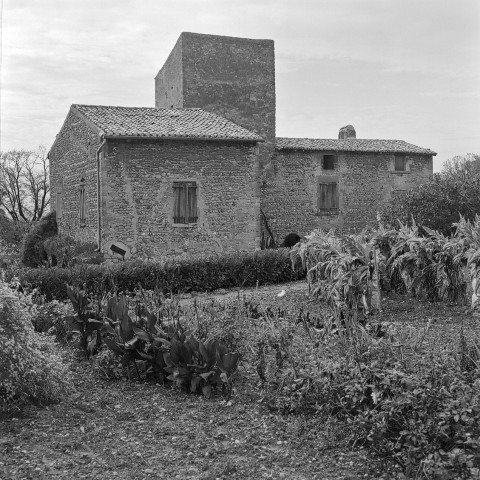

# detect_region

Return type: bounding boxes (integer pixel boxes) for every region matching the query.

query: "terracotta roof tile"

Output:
[275,137,436,155]
[72,105,263,142]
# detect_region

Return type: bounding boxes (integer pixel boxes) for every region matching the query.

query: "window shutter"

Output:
[173,184,185,224]
[328,183,339,209]
[173,181,198,224]
[318,181,338,211]
[318,184,326,210]
[186,183,197,223]
[334,183,339,209]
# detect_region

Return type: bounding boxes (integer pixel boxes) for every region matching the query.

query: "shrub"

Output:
[21,211,58,268]
[43,235,103,267]
[259,318,480,479]
[0,282,73,411]
[30,299,73,343]
[92,346,126,380]
[379,154,480,236]
[0,238,22,282]
[0,213,29,245]
[18,248,306,300]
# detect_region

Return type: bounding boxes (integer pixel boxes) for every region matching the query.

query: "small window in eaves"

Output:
[323,155,336,170]
[394,155,406,172]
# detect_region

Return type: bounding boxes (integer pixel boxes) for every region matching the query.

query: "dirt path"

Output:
[179,280,310,306]
[1,365,381,480]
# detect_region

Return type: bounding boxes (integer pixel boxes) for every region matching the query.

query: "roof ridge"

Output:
[276,136,408,142]
[275,137,436,155]
[74,104,203,111]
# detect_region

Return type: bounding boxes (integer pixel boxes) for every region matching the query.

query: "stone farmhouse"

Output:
[49,32,436,260]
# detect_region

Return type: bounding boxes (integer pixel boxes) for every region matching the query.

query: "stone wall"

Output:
[261,150,434,242]
[155,32,276,175]
[155,32,276,143]
[100,139,260,260]
[48,109,100,245]
[154,35,184,109]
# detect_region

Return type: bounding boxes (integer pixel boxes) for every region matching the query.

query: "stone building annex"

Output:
[49,32,436,260]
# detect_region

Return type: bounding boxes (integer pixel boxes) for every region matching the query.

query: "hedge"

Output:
[17,248,306,300]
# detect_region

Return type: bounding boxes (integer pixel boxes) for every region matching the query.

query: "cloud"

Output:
[1,0,479,167]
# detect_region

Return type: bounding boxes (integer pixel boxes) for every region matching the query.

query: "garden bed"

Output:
[1,281,479,479]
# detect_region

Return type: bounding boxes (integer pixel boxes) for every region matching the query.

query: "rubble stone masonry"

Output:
[155,32,276,178]
[261,150,433,241]
[100,139,260,260]
[49,110,101,245]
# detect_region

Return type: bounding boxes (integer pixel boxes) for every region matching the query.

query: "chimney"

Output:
[338,125,356,140]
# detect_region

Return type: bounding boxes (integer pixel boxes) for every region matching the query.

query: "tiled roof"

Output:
[276,137,436,155]
[72,105,263,142]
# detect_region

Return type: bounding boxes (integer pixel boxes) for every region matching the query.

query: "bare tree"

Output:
[0,147,50,222]
[442,153,480,181]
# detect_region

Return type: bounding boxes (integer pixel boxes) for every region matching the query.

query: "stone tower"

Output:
[155,32,276,150]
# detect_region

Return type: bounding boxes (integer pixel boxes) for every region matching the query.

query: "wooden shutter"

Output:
[186,183,197,223]
[173,183,185,224]
[318,181,338,211]
[173,181,198,224]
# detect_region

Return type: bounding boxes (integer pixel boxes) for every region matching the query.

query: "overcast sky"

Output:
[1,0,479,171]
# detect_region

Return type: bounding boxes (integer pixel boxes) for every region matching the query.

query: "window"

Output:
[323,155,336,170]
[394,155,406,172]
[56,178,63,220]
[318,177,339,212]
[79,178,86,226]
[56,192,63,219]
[173,181,198,225]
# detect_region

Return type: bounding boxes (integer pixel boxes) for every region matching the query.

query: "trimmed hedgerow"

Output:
[21,211,58,268]
[17,248,306,300]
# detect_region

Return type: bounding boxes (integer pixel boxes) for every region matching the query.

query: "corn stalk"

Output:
[385,220,467,303]
[291,230,381,331]
[451,215,480,313]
